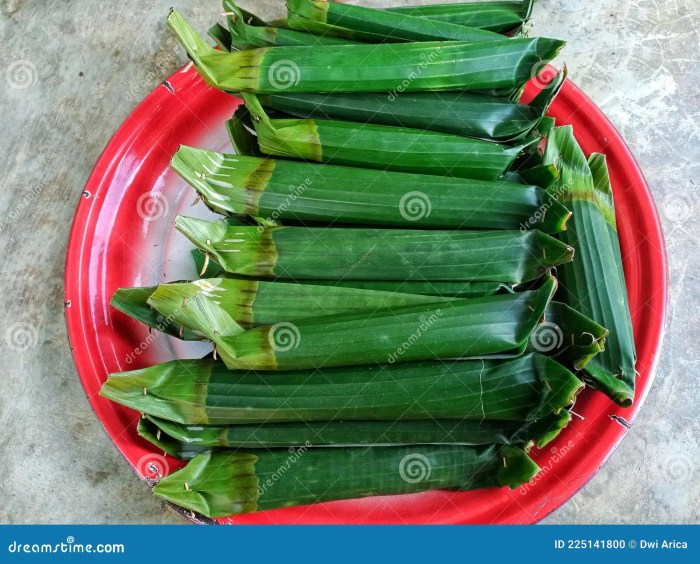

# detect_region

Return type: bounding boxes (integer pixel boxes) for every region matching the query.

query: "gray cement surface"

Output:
[0,0,697,524]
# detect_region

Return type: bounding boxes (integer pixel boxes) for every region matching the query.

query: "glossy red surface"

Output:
[64,65,668,524]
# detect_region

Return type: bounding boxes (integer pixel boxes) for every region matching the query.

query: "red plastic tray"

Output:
[64,64,668,524]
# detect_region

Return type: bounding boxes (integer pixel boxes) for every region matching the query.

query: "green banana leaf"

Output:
[224,0,357,49]
[145,276,601,367]
[153,445,540,517]
[528,301,608,369]
[241,93,535,181]
[168,9,565,94]
[208,23,232,51]
[226,105,262,157]
[386,0,534,33]
[100,352,582,425]
[171,145,570,232]
[175,217,574,283]
[138,411,572,456]
[254,70,565,142]
[543,126,636,407]
[286,0,503,43]
[110,287,201,341]
[191,249,510,297]
[203,278,558,370]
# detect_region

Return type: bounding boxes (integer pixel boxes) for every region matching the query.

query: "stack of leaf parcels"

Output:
[101,0,636,520]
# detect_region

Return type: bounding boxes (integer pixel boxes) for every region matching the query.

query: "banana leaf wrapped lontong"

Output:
[100,353,582,425]
[171,145,571,230]
[151,445,540,518]
[191,250,510,297]
[136,411,572,457]
[386,0,535,33]
[213,0,358,50]
[543,126,637,406]
[158,277,559,371]
[174,218,574,284]
[225,93,538,181]
[103,351,580,516]
[168,9,565,94]
[286,0,504,43]
[252,69,565,142]
[111,277,607,370]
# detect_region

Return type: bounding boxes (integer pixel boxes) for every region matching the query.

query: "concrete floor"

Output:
[0,0,698,524]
